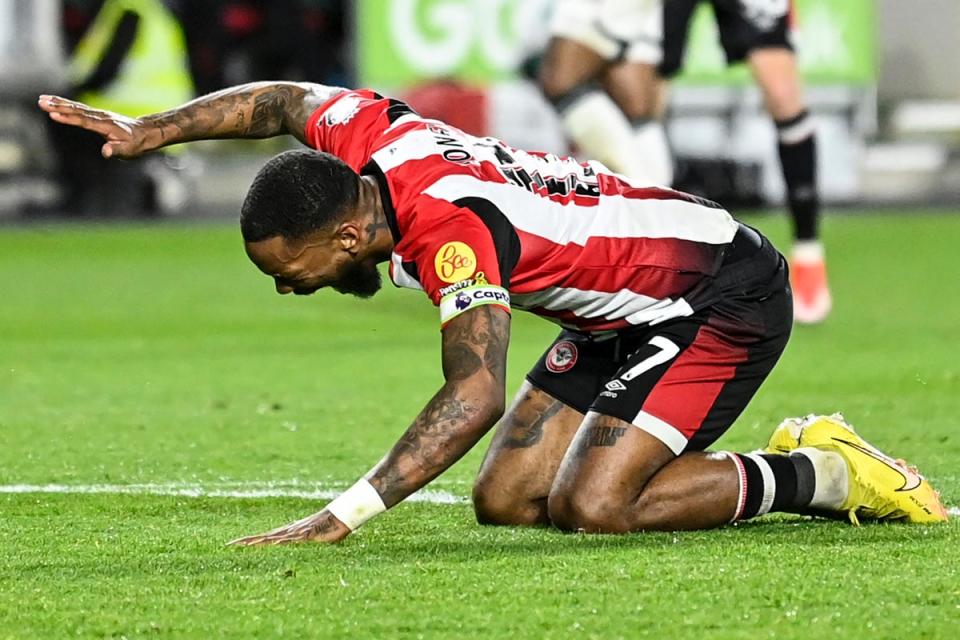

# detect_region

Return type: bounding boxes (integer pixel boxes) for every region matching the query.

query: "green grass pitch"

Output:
[1,211,959,638]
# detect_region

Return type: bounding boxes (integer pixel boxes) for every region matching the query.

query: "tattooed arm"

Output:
[229,306,511,545]
[367,305,510,507]
[37,82,344,158]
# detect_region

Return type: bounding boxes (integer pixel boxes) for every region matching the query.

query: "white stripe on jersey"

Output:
[372,128,445,173]
[385,112,422,133]
[512,287,694,326]
[424,175,738,246]
[390,252,423,291]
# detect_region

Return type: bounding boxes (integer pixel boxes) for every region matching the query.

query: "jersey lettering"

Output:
[428,124,474,163]
[479,141,601,199]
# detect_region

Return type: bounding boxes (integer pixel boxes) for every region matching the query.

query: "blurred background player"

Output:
[658,0,830,324]
[538,0,673,186]
[49,0,193,215]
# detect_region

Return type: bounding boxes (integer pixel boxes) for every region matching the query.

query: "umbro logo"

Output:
[605,380,627,392]
[834,438,922,492]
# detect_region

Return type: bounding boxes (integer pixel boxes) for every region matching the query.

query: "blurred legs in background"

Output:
[659,0,831,323]
[539,0,672,186]
[748,48,830,324]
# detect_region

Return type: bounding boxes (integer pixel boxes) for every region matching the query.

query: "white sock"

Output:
[560,91,658,183]
[632,119,674,186]
[792,447,849,510]
[791,240,825,263]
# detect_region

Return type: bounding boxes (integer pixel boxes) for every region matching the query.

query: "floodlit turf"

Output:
[1,212,959,639]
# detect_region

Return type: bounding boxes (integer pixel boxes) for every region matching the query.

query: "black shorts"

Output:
[659,0,795,78]
[526,233,792,455]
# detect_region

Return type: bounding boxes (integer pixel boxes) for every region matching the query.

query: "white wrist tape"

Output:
[325,478,386,531]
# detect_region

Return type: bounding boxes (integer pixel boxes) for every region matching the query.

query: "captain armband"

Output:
[438,273,511,325]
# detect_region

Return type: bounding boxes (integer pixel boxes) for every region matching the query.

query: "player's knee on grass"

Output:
[547,484,633,534]
[545,413,682,533]
[472,477,546,527]
[473,383,583,527]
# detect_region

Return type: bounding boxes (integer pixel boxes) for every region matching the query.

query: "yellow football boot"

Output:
[766,414,948,524]
[764,415,809,454]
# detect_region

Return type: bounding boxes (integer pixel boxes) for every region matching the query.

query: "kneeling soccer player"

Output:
[38,83,948,543]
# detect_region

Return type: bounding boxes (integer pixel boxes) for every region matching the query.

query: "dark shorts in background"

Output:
[659,0,795,78]
[526,233,792,455]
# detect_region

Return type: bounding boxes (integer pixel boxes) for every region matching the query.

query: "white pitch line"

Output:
[2,484,957,517]
[0,482,467,504]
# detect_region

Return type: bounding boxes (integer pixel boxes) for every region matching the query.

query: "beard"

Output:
[332,258,382,299]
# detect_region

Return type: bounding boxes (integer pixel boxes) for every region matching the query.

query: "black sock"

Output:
[546,82,601,115]
[629,115,654,129]
[731,453,817,520]
[775,110,820,242]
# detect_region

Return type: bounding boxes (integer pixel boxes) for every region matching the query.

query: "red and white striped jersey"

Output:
[305,90,739,334]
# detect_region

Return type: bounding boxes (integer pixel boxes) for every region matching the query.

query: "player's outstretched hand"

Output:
[228,509,351,546]
[38,95,153,159]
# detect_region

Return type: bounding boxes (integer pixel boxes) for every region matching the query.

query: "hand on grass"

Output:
[229,509,351,546]
[38,95,152,159]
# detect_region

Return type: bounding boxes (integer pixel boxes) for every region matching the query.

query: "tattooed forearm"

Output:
[369,306,510,507]
[371,387,481,506]
[139,82,344,150]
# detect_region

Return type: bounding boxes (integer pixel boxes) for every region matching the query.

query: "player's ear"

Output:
[335,222,361,254]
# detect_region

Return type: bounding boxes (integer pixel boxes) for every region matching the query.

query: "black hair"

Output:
[240,150,360,242]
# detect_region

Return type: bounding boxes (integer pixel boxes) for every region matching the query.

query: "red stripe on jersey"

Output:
[598,173,723,208]
[639,324,747,438]
[510,232,718,298]
[388,194,508,303]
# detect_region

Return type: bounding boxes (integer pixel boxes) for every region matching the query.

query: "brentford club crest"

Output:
[546,341,578,373]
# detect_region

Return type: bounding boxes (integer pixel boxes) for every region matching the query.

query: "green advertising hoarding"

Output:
[356,0,876,88]
[356,0,532,86]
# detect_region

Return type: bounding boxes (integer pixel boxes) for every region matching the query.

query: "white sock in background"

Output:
[560,90,661,184]
[791,239,825,263]
[631,118,674,187]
